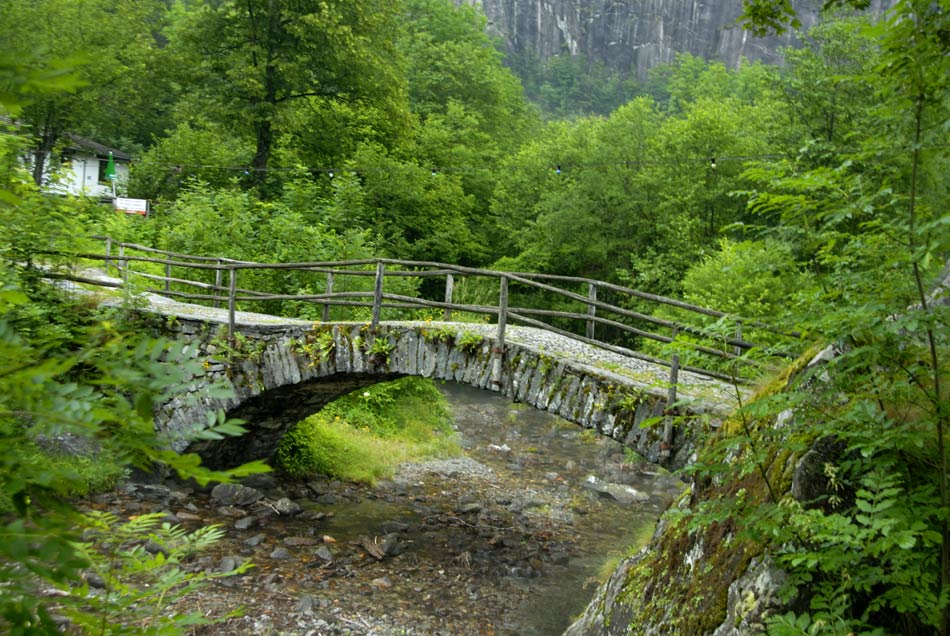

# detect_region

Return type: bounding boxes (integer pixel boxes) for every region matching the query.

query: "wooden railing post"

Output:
[228,267,237,340]
[104,237,113,274]
[164,255,172,292]
[371,262,384,329]
[118,244,129,286]
[323,271,334,323]
[213,259,223,309]
[491,275,509,390]
[662,325,680,455]
[586,282,597,340]
[662,353,680,454]
[733,321,743,357]
[443,273,454,321]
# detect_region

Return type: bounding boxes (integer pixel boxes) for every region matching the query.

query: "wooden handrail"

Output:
[86,236,800,336]
[51,237,807,383]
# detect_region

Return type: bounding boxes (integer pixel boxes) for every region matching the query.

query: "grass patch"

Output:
[275,377,461,484]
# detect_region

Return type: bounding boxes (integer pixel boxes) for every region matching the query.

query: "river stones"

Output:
[272,497,302,515]
[582,475,650,505]
[211,483,264,506]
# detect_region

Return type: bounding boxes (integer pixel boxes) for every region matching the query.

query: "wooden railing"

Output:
[51,237,804,386]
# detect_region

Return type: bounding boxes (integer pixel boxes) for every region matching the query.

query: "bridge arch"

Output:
[158,318,734,471]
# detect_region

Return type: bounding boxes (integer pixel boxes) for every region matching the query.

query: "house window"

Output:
[98,158,114,184]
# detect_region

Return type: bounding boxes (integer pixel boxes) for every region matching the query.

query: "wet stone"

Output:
[142,539,169,557]
[211,483,264,507]
[550,550,571,565]
[244,533,266,547]
[84,572,106,589]
[284,536,319,546]
[240,473,279,492]
[269,547,291,560]
[272,497,302,516]
[379,533,403,556]
[218,556,242,573]
[234,516,256,531]
[381,520,410,534]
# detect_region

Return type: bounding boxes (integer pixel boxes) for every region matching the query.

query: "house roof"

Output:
[64,134,132,161]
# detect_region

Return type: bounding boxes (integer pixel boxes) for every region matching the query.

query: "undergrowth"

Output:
[275,377,461,483]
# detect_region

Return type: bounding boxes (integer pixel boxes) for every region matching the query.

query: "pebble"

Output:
[370,577,393,589]
[218,556,243,573]
[244,533,266,547]
[269,547,291,560]
[457,502,482,514]
[284,536,320,546]
[296,595,315,614]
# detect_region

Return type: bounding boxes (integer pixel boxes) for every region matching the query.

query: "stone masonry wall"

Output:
[155,320,720,470]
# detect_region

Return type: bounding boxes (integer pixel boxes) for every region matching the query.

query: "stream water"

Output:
[100,382,684,636]
[435,383,681,635]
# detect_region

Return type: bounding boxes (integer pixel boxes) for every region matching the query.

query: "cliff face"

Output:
[459,0,891,78]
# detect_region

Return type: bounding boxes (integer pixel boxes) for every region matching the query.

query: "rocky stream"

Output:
[85,383,684,636]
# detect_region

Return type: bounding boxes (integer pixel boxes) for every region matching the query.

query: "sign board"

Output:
[114,197,149,216]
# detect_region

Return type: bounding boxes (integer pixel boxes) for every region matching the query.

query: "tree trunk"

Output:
[251,117,272,179]
[31,128,58,187]
[250,54,278,188]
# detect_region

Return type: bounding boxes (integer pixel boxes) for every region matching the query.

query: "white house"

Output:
[44,134,131,199]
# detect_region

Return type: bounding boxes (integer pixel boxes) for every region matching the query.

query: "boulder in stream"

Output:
[211,483,264,507]
[582,475,650,506]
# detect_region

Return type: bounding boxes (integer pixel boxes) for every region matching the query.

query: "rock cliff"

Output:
[459,0,892,78]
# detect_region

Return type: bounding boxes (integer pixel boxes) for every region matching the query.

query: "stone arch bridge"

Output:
[63,242,783,472]
[152,306,739,472]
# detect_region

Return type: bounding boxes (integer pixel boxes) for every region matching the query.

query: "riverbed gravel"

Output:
[78,386,683,636]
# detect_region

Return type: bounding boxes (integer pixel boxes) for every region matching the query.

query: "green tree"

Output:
[490,81,780,295]
[129,122,253,202]
[398,0,538,260]
[169,0,409,192]
[679,238,812,321]
[685,3,950,635]
[1,77,264,630]
[0,0,167,185]
[536,54,639,118]
[343,143,480,264]
[775,18,881,157]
